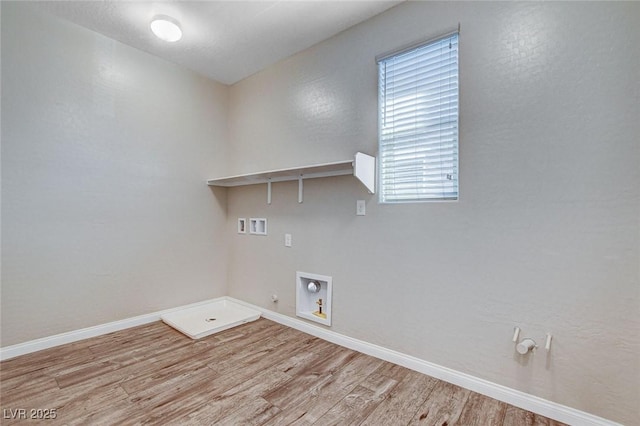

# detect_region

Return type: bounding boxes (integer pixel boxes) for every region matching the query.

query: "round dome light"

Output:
[150,15,182,42]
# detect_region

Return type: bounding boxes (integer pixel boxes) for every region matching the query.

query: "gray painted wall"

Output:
[226,2,639,424]
[1,3,230,346]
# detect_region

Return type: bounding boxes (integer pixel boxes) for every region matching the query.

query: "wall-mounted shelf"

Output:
[207,152,375,204]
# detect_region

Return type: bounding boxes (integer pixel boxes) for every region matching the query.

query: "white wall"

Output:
[1,3,229,346]
[226,2,640,424]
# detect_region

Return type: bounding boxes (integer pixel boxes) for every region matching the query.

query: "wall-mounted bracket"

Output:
[545,333,553,351]
[298,175,303,204]
[512,327,521,343]
[354,152,375,194]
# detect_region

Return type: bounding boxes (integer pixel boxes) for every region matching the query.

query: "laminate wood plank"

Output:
[263,352,384,426]
[267,336,336,379]
[503,405,567,426]
[210,341,291,377]
[0,380,74,417]
[87,322,178,355]
[44,338,214,403]
[88,326,190,362]
[206,330,297,375]
[160,319,282,364]
[314,372,398,426]
[191,320,286,362]
[202,335,327,401]
[54,336,183,388]
[373,360,413,382]
[0,345,95,381]
[263,345,358,409]
[0,379,131,425]
[45,383,130,425]
[503,405,543,425]
[208,318,284,346]
[125,330,306,423]
[181,368,292,425]
[0,321,210,374]
[0,373,59,407]
[127,362,217,408]
[120,355,212,396]
[457,391,507,426]
[408,381,471,425]
[272,337,336,377]
[0,368,58,394]
[193,338,334,426]
[84,321,169,347]
[39,322,181,385]
[57,320,282,390]
[65,395,141,426]
[84,317,269,359]
[0,319,566,425]
[54,323,222,396]
[271,325,310,341]
[360,369,438,426]
[140,327,284,393]
[296,352,384,412]
[361,372,401,394]
[52,359,128,390]
[117,323,281,395]
[139,367,289,424]
[88,333,189,365]
[215,397,281,426]
[273,345,325,376]
[125,374,221,424]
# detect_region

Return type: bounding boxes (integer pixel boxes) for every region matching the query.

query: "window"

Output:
[378,32,459,203]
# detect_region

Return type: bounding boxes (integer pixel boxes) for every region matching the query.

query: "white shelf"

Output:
[207,152,375,202]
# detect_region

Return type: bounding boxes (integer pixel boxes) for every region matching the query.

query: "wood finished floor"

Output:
[0,319,565,425]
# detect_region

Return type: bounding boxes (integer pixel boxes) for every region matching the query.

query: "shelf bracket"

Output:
[267,179,272,205]
[298,175,303,204]
[354,152,375,194]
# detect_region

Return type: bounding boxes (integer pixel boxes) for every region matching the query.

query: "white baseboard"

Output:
[227,297,620,426]
[0,297,225,361]
[1,296,620,426]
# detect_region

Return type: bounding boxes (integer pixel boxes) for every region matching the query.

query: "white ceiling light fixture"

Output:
[150,15,182,42]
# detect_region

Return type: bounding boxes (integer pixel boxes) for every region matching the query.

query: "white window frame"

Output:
[377,32,459,203]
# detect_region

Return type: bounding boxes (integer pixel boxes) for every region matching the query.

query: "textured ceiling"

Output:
[34,1,401,85]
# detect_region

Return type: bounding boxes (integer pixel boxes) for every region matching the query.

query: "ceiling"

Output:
[34,1,402,85]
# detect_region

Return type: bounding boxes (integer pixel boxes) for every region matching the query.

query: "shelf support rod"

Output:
[267,179,272,205]
[298,175,303,204]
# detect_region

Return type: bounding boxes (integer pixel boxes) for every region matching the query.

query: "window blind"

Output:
[378,33,459,203]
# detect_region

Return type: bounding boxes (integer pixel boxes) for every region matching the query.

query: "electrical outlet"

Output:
[284,233,292,247]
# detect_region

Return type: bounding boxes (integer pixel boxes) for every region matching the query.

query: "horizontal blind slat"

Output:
[379,32,459,203]
[384,40,458,74]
